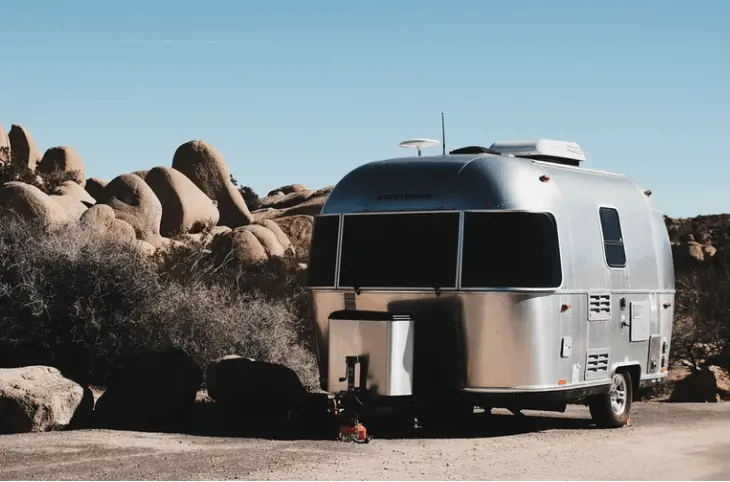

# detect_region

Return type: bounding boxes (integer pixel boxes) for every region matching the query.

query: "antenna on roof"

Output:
[441,112,446,155]
[398,138,440,156]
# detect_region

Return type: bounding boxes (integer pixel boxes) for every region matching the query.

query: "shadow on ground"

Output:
[87,399,599,442]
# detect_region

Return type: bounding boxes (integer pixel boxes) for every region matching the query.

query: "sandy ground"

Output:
[1,402,730,480]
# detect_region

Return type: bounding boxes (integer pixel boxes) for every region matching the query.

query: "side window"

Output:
[599,207,626,268]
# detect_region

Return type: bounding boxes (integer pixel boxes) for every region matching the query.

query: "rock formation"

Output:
[7,124,42,172]
[84,177,108,202]
[171,140,254,228]
[97,174,164,247]
[0,366,93,433]
[144,166,219,238]
[0,181,69,227]
[37,146,86,186]
[0,124,10,164]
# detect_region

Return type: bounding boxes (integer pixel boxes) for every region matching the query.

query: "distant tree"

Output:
[239,185,263,211]
[229,174,239,187]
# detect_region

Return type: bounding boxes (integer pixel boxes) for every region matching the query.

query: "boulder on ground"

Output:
[54,180,96,206]
[7,124,42,172]
[669,364,730,403]
[130,169,149,179]
[80,204,137,244]
[94,348,202,430]
[205,355,308,416]
[0,366,94,434]
[84,177,108,202]
[238,224,286,258]
[171,140,254,228]
[0,181,69,227]
[271,215,314,257]
[212,228,268,265]
[97,174,164,247]
[50,194,87,220]
[37,146,86,186]
[145,166,220,237]
[0,124,10,164]
[255,219,293,253]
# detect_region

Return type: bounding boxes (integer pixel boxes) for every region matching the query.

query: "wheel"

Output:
[589,371,633,428]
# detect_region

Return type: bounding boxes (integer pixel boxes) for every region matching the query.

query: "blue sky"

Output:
[1,0,728,217]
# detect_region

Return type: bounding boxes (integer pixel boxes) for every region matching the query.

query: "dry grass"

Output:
[0,217,319,390]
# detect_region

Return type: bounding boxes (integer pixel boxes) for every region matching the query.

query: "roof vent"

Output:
[488,139,586,167]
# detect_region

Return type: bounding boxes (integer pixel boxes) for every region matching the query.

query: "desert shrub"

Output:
[154,239,315,355]
[671,257,730,370]
[0,218,318,389]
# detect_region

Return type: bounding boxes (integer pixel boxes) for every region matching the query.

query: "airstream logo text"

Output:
[376,193,433,201]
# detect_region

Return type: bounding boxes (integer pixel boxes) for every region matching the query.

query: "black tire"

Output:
[589,371,633,428]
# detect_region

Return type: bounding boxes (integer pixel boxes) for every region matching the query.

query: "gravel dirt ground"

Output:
[1,402,729,481]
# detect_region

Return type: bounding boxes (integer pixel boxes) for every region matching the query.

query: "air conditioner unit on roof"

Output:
[489,139,586,166]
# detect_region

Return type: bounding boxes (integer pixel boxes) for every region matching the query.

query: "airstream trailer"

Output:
[306,138,674,430]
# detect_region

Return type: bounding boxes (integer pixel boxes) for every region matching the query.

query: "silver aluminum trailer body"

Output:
[306,149,675,427]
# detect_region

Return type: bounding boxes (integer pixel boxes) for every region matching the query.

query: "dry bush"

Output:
[0,218,318,389]
[671,257,730,370]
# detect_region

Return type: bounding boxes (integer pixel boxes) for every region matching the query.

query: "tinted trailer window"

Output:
[307,215,340,287]
[461,211,562,289]
[338,212,460,289]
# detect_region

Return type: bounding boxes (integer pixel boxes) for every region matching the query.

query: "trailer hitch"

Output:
[334,355,373,443]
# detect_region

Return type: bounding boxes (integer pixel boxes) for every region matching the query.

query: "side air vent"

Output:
[588,293,611,321]
[585,350,610,380]
[343,292,356,310]
[391,314,412,322]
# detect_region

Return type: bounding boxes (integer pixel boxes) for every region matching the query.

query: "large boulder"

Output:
[0,366,94,434]
[37,146,86,186]
[54,180,96,206]
[145,166,220,237]
[79,204,137,244]
[0,181,69,227]
[238,224,286,258]
[84,177,108,202]
[271,215,314,258]
[171,140,254,228]
[97,174,164,247]
[669,364,730,403]
[50,194,87,220]
[94,349,203,430]
[205,355,309,416]
[0,124,10,164]
[7,124,42,172]
[212,228,268,264]
[255,219,293,254]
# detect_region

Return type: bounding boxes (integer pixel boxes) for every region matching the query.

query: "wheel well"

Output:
[615,364,641,397]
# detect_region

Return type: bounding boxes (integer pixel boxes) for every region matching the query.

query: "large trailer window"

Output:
[599,207,626,268]
[307,215,340,287]
[338,212,460,289]
[461,212,562,288]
